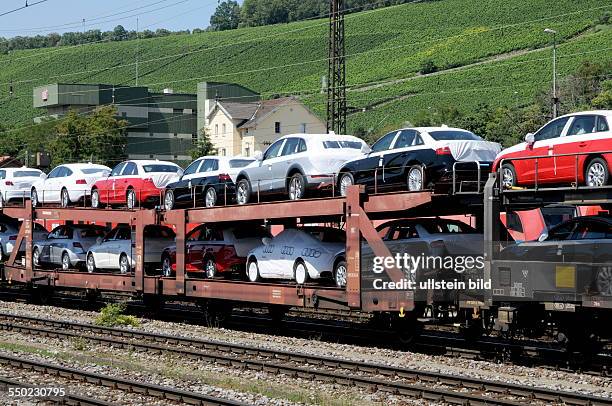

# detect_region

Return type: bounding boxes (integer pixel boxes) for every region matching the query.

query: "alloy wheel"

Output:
[86,254,96,273]
[33,248,40,267]
[119,254,129,274]
[335,262,347,288]
[502,167,515,188]
[408,167,423,191]
[205,258,217,278]
[247,260,260,282]
[205,188,217,207]
[91,190,99,208]
[162,257,172,277]
[61,253,70,270]
[61,189,69,208]
[237,181,249,205]
[339,174,353,197]
[127,190,136,209]
[164,190,174,211]
[31,189,38,208]
[587,162,606,187]
[288,175,303,200]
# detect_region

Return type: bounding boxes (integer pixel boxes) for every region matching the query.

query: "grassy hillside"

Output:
[0,0,610,140]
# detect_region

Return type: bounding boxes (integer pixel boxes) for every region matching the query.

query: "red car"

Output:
[161,224,271,278]
[91,160,183,209]
[494,111,612,188]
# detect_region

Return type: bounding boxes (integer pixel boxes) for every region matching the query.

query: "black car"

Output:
[336,127,501,195]
[163,156,254,210]
[498,216,612,296]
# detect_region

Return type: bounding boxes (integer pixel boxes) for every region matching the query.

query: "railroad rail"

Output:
[1,313,610,406]
[0,352,245,406]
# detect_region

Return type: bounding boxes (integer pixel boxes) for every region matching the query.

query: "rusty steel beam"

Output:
[164,209,186,295]
[30,208,157,224]
[345,186,361,309]
[185,197,345,224]
[363,191,432,214]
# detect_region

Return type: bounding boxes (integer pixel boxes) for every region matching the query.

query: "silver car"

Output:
[33,224,108,270]
[235,133,369,204]
[0,217,48,260]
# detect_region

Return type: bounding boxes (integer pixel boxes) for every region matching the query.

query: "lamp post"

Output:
[544,28,558,118]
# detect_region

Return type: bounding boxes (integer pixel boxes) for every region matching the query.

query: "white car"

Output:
[86,225,175,273]
[246,226,347,287]
[235,133,369,204]
[0,167,46,207]
[31,163,111,208]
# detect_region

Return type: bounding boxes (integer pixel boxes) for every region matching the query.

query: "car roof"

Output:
[277,133,365,143]
[3,167,42,172]
[561,215,612,225]
[557,110,612,119]
[125,159,179,167]
[59,163,111,170]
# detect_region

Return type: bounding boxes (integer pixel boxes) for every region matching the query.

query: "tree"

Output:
[210,1,241,31]
[112,25,127,41]
[189,128,216,159]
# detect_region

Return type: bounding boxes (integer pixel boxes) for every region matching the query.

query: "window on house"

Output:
[245,147,250,157]
[215,124,219,135]
[192,133,198,145]
[275,122,281,134]
[220,148,226,156]
[300,123,306,133]
[173,108,183,114]
[121,112,127,118]
[222,123,226,135]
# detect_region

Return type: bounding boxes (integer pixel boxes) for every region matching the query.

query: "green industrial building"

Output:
[33,83,197,165]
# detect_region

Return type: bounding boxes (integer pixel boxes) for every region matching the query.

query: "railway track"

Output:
[0,352,244,405]
[0,313,610,406]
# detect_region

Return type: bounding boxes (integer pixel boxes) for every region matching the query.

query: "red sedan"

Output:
[161,224,271,278]
[494,111,612,188]
[91,160,183,209]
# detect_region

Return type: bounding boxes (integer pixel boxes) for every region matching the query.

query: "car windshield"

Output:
[323,141,363,149]
[79,227,106,238]
[144,226,175,238]
[420,220,478,234]
[81,168,109,175]
[428,130,482,141]
[14,171,41,177]
[229,159,254,168]
[143,165,179,173]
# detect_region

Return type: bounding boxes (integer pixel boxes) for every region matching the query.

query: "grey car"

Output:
[0,216,48,260]
[33,224,108,270]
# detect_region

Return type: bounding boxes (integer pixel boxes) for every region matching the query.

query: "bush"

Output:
[419,59,438,75]
[94,303,140,327]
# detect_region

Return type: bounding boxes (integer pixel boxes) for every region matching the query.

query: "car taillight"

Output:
[218,173,231,182]
[75,179,87,184]
[5,181,13,186]
[435,146,452,155]
[9,235,17,241]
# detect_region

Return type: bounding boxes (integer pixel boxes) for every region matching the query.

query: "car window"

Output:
[82,168,109,175]
[229,159,254,168]
[394,130,422,149]
[115,227,132,240]
[567,115,596,136]
[47,167,61,179]
[122,162,138,176]
[199,159,218,173]
[197,226,222,241]
[111,163,126,177]
[571,220,612,240]
[63,167,73,177]
[298,138,307,152]
[187,226,203,241]
[183,159,202,176]
[143,164,180,173]
[428,130,481,141]
[596,116,609,132]
[34,223,47,232]
[505,212,524,233]
[420,220,478,234]
[0,171,5,180]
[14,170,42,177]
[55,167,67,178]
[48,227,63,239]
[263,140,285,160]
[534,117,570,141]
[386,224,419,240]
[144,226,175,239]
[78,227,106,238]
[103,228,117,241]
[546,221,576,241]
[540,206,576,230]
[281,138,301,156]
[371,132,398,153]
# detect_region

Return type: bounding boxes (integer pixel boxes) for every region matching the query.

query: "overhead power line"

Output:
[0,0,50,18]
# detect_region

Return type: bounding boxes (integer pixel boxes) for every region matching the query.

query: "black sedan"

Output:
[497,215,612,297]
[336,127,501,195]
[163,156,254,210]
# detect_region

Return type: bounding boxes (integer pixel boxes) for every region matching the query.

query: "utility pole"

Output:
[544,28,558,118]
[326,0,347,134]
[136,17,140,86]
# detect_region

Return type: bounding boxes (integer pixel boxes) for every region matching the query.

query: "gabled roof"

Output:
[208,101,259,121]
[238,97,298,129]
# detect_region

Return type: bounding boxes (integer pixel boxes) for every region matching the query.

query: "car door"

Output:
[553,115,597,181]
[117,162,138,201]
[382,130,425,189]
[103,163,125,203]
[50,226,72,264]
[278,137,303,192]
[197,159,220,194]
[42,166,64,203]
[250,139,286,195]
[519,117,570,184]
[40,227,61,263]
[175,159,203,203]
[358,131,399,192]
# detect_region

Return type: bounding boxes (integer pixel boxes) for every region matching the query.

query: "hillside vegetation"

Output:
[0,0,610,144]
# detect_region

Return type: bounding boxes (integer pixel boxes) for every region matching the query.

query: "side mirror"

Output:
[254,151,263,161]
[538,232,548,242]
[524,133,535,145]
[262,237,272,246]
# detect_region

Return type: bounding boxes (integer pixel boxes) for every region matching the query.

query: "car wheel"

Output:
[61,252,71,271]
[0,192,4,208]
[0,245,4,261]
[164,189,175,211]
[60,188,70,208]
[126,189,136,209]
[205,187,217,208]
[119,253,130,274]
[596,266,612,296]
[338,173,354,197]
[33,247,40,267]
[162,256,172,277]
[501,164,517,188]
[585,158,609,187]
[407,166,424,192]
[334,259,347,288]
[294,261,309,284]
[247,259,260,282]
[205,257,217,278]
[91,189,100,208]
[236,179,251,205]
[288,173,306,201]
[31,188,39,208]
[86,253,96,273]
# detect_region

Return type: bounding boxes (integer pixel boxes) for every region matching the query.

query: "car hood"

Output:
[436,140,501,162]
[497,142,528,158]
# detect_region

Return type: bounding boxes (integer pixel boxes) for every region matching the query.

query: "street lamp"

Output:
[544,28,558,118]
